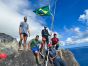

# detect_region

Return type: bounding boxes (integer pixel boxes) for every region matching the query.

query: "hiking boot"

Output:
[18,48,23,51]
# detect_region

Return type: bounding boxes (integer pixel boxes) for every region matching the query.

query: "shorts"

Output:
[21,33,28,37]
[31,47,39,54]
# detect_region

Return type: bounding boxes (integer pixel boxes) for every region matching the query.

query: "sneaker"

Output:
[18,48,23,51]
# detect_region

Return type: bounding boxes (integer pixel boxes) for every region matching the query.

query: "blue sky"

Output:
[28,0,88,45]
[28,0,88,31]
[54,0,88,31]
[0,0,88,45]
[36,0,88,31]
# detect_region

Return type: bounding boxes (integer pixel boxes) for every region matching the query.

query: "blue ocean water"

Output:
[70,46,88,66]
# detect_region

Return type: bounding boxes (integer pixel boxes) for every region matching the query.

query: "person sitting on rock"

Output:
[28,35,41,65]
[51,33,59,50]
[47,44,66,66]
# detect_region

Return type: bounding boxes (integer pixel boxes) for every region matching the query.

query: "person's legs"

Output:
[23,35,27,50]
[46,37,49,44]
[53,60,60,66]
[19,34,23,50]
[34,51,40,65]
[57,57,66,66]
[55,44,59,50]
[32,47,40,65]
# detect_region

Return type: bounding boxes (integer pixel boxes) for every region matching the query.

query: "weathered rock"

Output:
[0,33,15,43]
[57,49,80,66]
[0,33,18,55]
[0,51,37,66]
[0,33,80,66]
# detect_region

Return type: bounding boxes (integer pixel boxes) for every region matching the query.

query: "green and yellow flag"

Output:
[33,6,51,16]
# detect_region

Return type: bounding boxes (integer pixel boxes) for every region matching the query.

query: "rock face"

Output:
[0,33,18,55]
[0,33,80,66]
[57,49,80,66]
[0,51,36,66]
[0,33,15,43]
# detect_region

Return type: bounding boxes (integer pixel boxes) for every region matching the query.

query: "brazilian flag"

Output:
[33,6,51,16]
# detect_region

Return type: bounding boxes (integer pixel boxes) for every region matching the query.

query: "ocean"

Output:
[70,46,88,66]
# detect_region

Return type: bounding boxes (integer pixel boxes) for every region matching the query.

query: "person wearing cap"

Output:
[41,26,50,44]
[19,16,30,50]
[28,35,41,65]
[51,33,59,50]
[47,44,66,66]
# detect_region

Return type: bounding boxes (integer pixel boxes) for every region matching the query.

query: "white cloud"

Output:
[79,9,88,25]
[0,0,46,39]
[65,37,74,44]
[65,37,88,45]
[73,27,80,33]
[63,27,88,45]
[57,9,88,46]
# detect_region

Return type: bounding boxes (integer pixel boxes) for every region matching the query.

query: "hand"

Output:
[50,58,53,62]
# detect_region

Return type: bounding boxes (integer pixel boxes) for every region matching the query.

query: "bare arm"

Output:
[19,22,23,34]
[28,41,31,50]
[19,27,22,34]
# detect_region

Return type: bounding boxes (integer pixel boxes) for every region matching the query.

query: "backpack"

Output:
[42,29,49,37]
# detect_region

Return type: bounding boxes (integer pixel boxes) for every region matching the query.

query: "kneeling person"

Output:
[28,35,41,65]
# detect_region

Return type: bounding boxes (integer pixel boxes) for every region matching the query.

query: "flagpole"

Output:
[44,0,58,66]
[49,0,58,36]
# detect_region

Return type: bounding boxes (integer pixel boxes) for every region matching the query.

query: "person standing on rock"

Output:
[28,35,41,66]
[19,16,30,50]
[41,26,50,44]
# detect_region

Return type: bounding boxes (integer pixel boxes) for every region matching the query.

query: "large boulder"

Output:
[57,49,80,66]
[0,33,18,55]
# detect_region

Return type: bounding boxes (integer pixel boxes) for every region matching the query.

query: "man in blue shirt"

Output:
[19,16,30,50]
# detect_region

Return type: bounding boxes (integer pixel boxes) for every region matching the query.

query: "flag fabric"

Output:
[33,6,51,16]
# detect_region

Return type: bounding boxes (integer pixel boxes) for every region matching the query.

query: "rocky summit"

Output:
[0,33,79,66]
[0,33,15,43]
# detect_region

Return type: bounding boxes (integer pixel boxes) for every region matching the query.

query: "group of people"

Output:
[18,16,66,66]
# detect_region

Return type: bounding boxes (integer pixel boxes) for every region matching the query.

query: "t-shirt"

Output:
[30,39,41,49]
[20,22,29,34]
[49,48,56,58]
[51,37,59,45]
